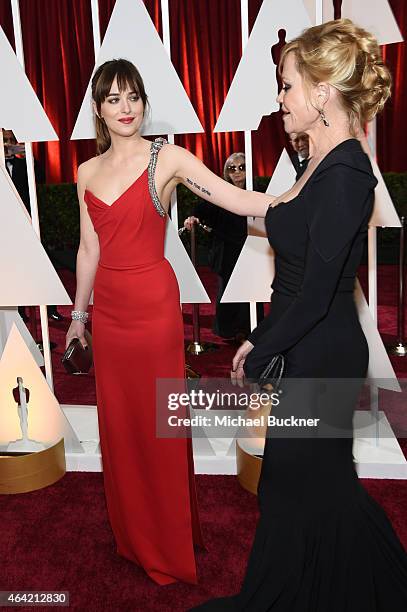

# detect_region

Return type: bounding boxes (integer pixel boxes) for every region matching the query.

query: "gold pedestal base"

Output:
[236,439,263,495]
[0,438,66,494]
[186,341,219,355]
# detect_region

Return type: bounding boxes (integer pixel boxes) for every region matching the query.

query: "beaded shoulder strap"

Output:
[148,137,167,217]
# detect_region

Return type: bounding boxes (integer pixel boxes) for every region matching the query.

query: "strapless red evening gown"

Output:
[84,138,203,585]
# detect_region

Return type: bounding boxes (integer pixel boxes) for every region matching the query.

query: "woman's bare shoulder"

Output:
[158,142,200,173]
[77,156,102,183]
[158,141,188,159]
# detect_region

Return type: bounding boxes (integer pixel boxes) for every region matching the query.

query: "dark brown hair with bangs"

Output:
[91,58,149,154]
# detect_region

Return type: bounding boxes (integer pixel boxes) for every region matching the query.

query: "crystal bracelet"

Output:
[71,310,89,324]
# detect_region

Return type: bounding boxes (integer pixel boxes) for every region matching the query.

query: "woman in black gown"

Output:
[192,18,407,611]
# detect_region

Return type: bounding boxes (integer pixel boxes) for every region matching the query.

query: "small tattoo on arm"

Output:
[186,177,211,197]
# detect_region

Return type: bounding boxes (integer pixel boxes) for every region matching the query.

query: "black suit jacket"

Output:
[289,153,309,181]
[6,156,45,212]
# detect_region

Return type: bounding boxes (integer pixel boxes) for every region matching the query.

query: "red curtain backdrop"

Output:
[377,0,407,172]
[0,0,14,46]
[170,0,244,173]
[0,0,405,183]
[19,0,96,183]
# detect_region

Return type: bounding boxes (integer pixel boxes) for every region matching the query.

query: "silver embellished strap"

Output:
[148,137,167,217]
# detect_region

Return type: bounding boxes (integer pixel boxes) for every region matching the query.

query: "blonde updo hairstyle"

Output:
[279,19,392,135]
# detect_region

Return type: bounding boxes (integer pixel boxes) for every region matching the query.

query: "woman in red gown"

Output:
[66,59,272,585]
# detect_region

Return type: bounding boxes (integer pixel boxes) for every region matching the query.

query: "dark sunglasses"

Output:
[227,163,245,173]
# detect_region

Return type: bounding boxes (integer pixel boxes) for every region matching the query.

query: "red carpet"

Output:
[0,473,406,612]
[1,264,406,611]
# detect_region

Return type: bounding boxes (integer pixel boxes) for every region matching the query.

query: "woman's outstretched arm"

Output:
[166,144,275,217]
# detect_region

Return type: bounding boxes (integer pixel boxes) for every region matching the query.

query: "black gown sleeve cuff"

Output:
[243,345,269,380]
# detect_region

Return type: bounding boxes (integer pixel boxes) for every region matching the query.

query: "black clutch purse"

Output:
[258,353,285,393]
[61,330,93,375]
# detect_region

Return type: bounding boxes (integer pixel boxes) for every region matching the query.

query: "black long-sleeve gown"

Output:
[192,139,407,611]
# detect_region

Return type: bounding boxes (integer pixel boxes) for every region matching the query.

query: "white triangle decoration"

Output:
[192,432,217,457]
[193,411,241,458]
[368,156,401,229]
[71,0,203,140]
[190,411,220,457]
[221,236,275,303]
[354,280,400,392]
[0,308,44,367]
[0,166,71,306]
[302,0,320,23]
[247,216,267,239]
[0,27,58,142]
[322,0,403,45]
[205,435,238,458]
[247,149,296,239]
[265,148,297,199]
[214,0,312,132]
[164,219,210,304]
[0,325,82,453]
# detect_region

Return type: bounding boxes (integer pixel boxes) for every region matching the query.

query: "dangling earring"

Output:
[319,108,329,127]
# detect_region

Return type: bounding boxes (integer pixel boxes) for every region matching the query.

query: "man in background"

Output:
[289,132,310,180]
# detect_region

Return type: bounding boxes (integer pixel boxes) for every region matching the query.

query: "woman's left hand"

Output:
[231,340,254,385]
